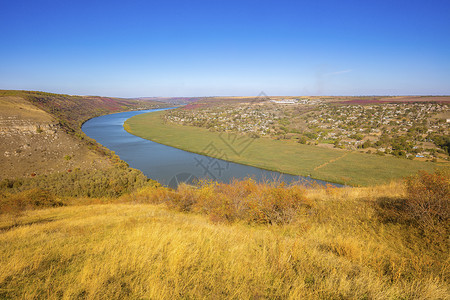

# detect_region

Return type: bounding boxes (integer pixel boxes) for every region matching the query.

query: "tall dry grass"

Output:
[1,171,449,299]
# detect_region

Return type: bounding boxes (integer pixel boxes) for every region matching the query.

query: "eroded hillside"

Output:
[0,90,170,180]
[0,96,110,179]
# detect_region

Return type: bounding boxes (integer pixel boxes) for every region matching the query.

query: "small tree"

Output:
[362,140,372,149]
[298,136,307,144]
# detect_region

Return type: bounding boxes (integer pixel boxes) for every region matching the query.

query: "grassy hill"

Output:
[124,110,443,186]
[1,171,448,299]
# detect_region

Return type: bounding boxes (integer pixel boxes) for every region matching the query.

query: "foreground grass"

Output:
[1,183,448,299]
[124,111,441,186]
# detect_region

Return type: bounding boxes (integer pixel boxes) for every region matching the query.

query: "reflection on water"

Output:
[82,109,341,188]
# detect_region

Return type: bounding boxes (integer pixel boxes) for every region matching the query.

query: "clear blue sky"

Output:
[1,0,449,97]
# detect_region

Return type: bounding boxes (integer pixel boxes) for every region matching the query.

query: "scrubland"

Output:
[1,171,448,299]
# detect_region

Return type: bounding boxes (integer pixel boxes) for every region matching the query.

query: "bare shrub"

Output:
[0,189,64,215]
[405,170,449,236]
[240,183,311,224]
[375,170,449,244]
[174,179,313,224]
[375,197,412,225]
[167,183,198,212]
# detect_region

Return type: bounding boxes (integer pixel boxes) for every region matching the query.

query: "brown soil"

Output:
[0,96,110,179]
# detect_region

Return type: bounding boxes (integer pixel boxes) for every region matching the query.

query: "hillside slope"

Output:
[0,95,110,179]
[0,90,168,180]
[0,179,448,299]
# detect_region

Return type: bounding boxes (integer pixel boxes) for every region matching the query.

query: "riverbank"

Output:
[124,110,441,186]
[83,109,333,187]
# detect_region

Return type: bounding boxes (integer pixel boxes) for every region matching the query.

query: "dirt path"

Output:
[313,152,351,171]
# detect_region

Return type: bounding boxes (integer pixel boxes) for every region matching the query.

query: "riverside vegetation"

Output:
[0,170,448,299]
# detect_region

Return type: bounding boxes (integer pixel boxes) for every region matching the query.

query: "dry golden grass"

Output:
[1,179,449,299]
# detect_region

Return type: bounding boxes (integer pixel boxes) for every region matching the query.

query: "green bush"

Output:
[0,167,152,198]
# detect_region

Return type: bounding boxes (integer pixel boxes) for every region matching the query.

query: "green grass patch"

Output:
[124,111,444,186]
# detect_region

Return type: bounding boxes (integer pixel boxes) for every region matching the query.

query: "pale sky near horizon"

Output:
[1,0,449,97]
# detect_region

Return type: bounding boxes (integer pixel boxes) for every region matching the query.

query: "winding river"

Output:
[82,108,340,188]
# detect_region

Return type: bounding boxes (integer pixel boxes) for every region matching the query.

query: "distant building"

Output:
[270,99,298,104]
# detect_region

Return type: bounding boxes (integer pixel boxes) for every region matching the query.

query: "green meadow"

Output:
[124,111,442,186]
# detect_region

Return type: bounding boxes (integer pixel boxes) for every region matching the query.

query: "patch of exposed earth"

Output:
[0,96,110,179]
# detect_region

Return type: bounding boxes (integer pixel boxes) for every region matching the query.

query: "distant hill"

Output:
[0,90,169,130]
[132,97,200,105]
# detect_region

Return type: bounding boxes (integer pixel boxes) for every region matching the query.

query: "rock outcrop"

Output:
[0,96,110,179]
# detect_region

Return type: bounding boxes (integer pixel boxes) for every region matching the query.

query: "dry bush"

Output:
[0,189,64,215]
[194,180,235,222]
[167,179,313,224]
[375,170,449,242]
[405,170,449,237]
[239,182,311,224]
[127,185,171,205]
[131,179,312,224]
[375,197,412,225]
[166,184,198,212]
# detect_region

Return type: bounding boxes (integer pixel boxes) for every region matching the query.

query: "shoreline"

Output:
[123,110,443,187]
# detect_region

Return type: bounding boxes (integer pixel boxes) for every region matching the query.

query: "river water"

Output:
[82,108,339,188]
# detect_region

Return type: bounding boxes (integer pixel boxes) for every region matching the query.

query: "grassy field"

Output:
[1,179,448,299]
[124,111,443,186]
